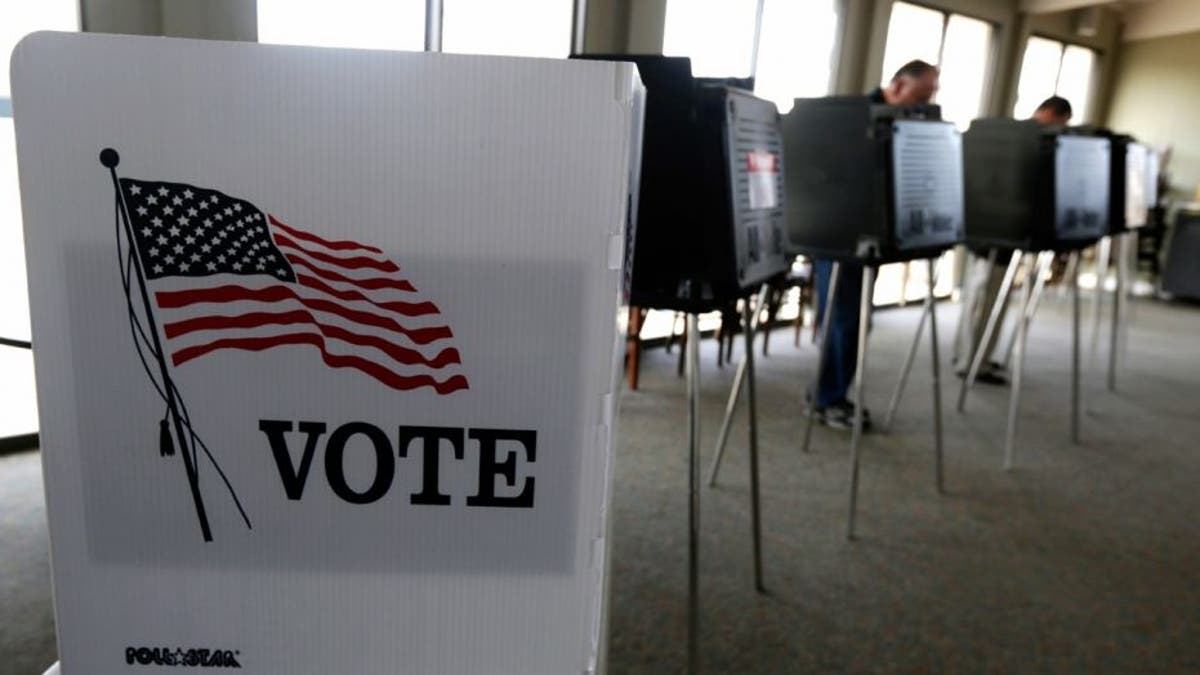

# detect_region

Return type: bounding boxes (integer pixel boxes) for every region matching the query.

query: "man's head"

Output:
[1032,96,1073,126]
[883,60,939,106]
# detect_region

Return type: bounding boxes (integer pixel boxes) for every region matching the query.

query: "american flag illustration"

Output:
[117,178,469,395]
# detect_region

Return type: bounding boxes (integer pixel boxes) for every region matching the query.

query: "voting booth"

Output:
[13,32,641,675]
[575,55,791,313]
[781,97,964,263]
[963,118,1111,252]
[779,96,964,538]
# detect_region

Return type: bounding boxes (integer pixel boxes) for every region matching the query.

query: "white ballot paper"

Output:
[12,31,642,674]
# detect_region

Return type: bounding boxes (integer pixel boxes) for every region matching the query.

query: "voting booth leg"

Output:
[1003,253,1037,470]
[1071,251,1082,444]
[1089,236,1112,363]
[1000,252,1052,370]
[1108,233,1129,392]
[801,262,841,454]
[1058,249,1079,299]
[685,313,701,675]
[927,258,945,494]
[708,284,771,486]
[882,256,943,432]
[958,250,1022,412]
[741,294,766,593]
[846,265,876,540]
[882,281,931,432]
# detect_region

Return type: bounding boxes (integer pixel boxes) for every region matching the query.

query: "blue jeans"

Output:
[813,259,866,409]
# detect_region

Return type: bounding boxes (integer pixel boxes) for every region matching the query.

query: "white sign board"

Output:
[891,119,965,250]
[13,32,641,674]
[1054,135,1111,240]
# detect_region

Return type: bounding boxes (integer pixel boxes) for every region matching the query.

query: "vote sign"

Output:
[13,32,641,674]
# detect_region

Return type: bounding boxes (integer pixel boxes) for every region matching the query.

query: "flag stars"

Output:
[276,269,288,277]
[199,200,209,210]
[152,264,163,274]
[187,208,197,217]
[203,218,212,227]
[217,254,227,263]
[232,263,243,271]
[128,185,142,195]
[173,244,185,255]
[141,227,153,237]
[146,195,158,205]
[136,206,149,216]
[163,206,174,216]
[224,207,234,216]
[151,217,163,227]
[157,235,168,246]
[178,216,190,226]
[179,262,190,272]
[206,262,217,272]
[201,244,211,253]
[148,247,159,257]
[233,203,243,212]
[164,255,176,265]
[168,226,181,237]
[183,189,194,200]
[184,235,196,245]
[172,195,183,206]
[214,213,223,221]
[190,253,201,263]
[157,187,169,197]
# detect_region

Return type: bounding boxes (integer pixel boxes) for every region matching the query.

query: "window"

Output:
[1013,36,1096,123]
[663,0,839,111]
[442,0,572,58]
[257,0,425,51]
[2,0,76,441]
[879,2,994,131]
[662,0,759,78]
[752,0,839,113]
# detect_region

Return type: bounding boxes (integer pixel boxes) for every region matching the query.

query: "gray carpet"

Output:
[4,296,1199,674]
[0,449,56,675]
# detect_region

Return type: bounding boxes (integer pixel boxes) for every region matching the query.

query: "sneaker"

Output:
[818,400,872,432]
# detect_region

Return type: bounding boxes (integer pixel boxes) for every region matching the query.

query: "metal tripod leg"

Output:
[801,262,841,454]
[883,257,943,431]
[708,284,771,486]
[1003,253,1036,470]
[1089,236,1112,363]
[1108,233,1128,392]
[741,294,765,593]
[1057,248,1079,299]
[957,250,1022,412]
[685,313,700,675]
[1001,252,1052,370]
[846,265,876,540]
[927,258,945,494]
[1071,251,1082,444]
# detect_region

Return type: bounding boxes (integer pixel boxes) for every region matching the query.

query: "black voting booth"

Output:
[574,54,791,311]
[959,119,1114,468]
[780,96,964,538]
[963,118,1111,252]
[572,54,789,671]
[782,96,964,263]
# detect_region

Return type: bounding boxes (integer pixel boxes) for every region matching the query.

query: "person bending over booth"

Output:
[810,60,940,430]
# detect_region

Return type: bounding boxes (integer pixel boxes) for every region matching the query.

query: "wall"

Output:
[1106,30,1200,201]
[80,0,255,40]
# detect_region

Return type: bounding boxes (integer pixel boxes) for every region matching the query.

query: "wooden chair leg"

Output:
[626,306,643,391]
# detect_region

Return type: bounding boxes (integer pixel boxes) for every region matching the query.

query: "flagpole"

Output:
[101,148,214,542]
